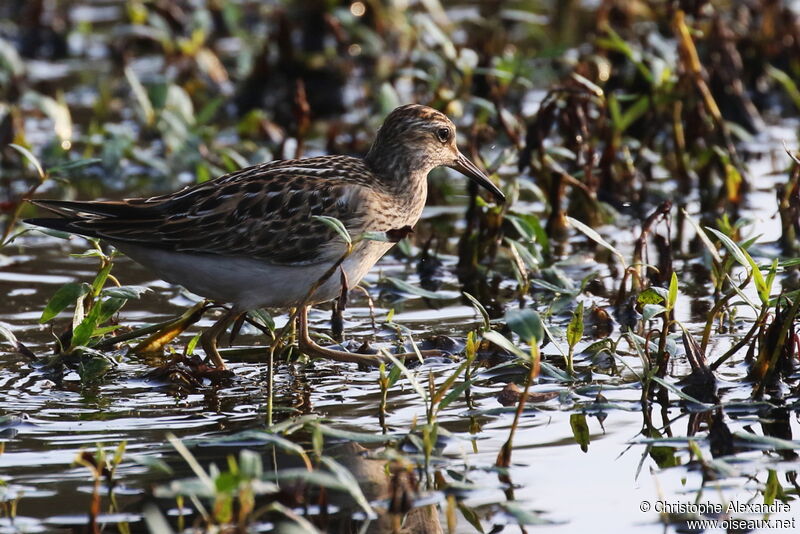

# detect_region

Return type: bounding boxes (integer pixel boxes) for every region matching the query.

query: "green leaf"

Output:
[360,231,391,242]
[569,413,590,452]
[651,377,714,407]
[385,353,427,401]
[641,304,666,322]
[195,96,224,125]
[646,429,679,468]
[101,286,150,299]
[681,209,722,263]
[498,502,550,526]
[320,457,377,519]
[766,65,800,111]
[9,143,45,179]
[40,282,91,323]
[316,425,401,444]
[743,250,767,304]
[571,72,603,97]
[166,434,214,492]
[705,227,749,268]
[637,287,666,305]
[507,238,540,271]
[377,82,400,114]
[311,215,351,245]
[385,277,451,300]
[764,470,780,505]
[71,297,125,347]
[438,379,471,411]
[566,217,626,268]
[238,449,263,479]
[732,431,800,451]
[69,250,106,259]
[566,301,584,348]
[764,259,778,300]
[77,353,114,384]
[91,260,114,296]
[23,92,72,143]
[482,330,530,362]
[0,37,25,77]
[666,272,678,311]
[130,454,174,475]
[185,332,201,355]
[530,278,578,295]
[458,502,486,533]
[483,330,571,381]
[432,360,469,406]
[618,95,650,133]
[248,309,275,331]
[125,66,155,125]
[505,308,543,344]
[96,297,126,324]
[48,158,102,175]
[463,291,491,331]
[387,362,402,388]
[0,323,18,348]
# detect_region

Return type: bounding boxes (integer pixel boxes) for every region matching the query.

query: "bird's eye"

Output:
[436,127,451,143]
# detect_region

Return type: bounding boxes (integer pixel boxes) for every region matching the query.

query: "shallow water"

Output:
[3,188,800,532]
[2,0,800,532]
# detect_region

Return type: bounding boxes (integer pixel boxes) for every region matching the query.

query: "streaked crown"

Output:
[365,104,460,179]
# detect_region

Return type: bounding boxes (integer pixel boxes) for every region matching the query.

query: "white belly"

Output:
[117,241,395,310]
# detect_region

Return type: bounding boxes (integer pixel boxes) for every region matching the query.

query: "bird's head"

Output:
[367,104,505,203]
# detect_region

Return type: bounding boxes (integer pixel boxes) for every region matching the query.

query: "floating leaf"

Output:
[498,502,550,526]
[316,424,401,444]
[385,277,451,300]
[732,432,800,451]
[505,308,543,344]
[77,353,115,384]
[651,377,714,408]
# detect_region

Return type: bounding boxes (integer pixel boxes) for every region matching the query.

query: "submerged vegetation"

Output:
[1,0,800,532]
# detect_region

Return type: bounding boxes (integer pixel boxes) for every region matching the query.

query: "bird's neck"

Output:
[364,144,430,229]
[365,143,432,193]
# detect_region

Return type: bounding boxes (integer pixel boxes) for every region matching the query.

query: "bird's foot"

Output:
[297,336,444,367]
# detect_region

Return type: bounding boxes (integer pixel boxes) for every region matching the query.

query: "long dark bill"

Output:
[450,152,505,203]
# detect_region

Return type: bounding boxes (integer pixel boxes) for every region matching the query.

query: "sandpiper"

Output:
[26,104,505,368]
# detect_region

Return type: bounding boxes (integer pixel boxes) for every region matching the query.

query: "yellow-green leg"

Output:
[297,306,443,366]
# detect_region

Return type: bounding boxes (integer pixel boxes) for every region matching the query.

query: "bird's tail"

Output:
[24,199,151,238]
